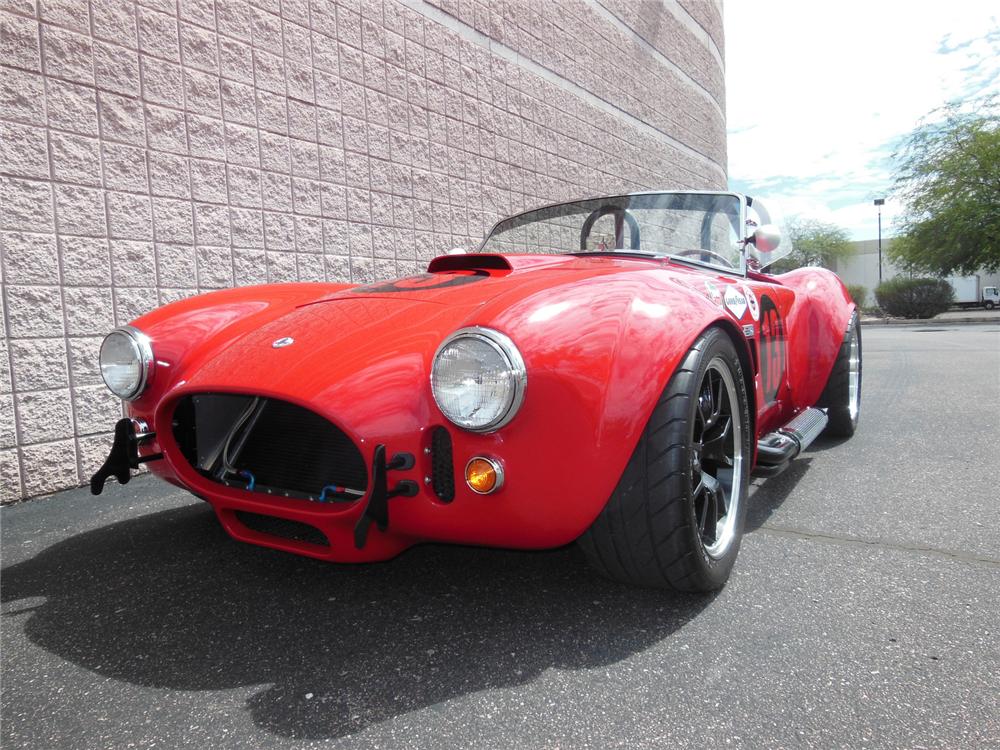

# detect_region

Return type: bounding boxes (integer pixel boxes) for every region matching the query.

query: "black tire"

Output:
[577,328,752,591]
[817,311,862,437]
[985,301,996,310]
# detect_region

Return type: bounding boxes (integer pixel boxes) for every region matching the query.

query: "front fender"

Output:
[454,269,750,542]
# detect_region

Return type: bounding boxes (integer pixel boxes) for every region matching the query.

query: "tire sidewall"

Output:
[680,331,753,588]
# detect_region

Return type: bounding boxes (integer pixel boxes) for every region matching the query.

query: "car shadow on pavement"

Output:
[745,458,813,533]
[744,434,844,533]
[1,502,714,741]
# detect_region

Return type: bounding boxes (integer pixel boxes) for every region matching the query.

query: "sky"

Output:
[724,1,1000,240]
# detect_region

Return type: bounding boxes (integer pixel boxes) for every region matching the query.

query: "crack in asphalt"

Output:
[757,524,1000,568]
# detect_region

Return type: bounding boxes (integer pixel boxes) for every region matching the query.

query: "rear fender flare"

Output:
[774,268,857,408]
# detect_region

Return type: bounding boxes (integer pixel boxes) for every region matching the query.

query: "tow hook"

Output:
[90,418,163,495]
[353,445,417,549]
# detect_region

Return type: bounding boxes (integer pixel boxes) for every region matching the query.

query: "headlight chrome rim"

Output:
[99,325,154,401]
[431,326,527,433]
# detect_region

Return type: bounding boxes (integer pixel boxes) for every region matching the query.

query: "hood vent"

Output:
[427,254,512,274]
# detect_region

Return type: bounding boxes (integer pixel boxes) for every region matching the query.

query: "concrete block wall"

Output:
[0,0,726,502]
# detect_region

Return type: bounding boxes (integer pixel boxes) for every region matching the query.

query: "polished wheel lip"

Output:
[848,324,861,421]
[692,357,744,560]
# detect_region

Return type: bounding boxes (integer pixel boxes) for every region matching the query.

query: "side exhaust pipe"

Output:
[753,407,828,478]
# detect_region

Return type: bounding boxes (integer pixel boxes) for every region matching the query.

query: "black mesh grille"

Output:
[431,426,455,502]
[172,394,368,498]
[237,399,367,493]
[235,511,329,547]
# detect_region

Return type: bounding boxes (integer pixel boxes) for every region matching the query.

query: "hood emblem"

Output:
[272,337,295,349]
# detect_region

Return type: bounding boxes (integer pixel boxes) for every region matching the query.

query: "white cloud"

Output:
[725,1,999,239]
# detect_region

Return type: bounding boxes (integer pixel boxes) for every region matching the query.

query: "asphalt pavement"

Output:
[862,308,1000,326]
[2,324,998,749]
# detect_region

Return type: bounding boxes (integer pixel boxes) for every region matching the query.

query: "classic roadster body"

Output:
[92,191,860,590]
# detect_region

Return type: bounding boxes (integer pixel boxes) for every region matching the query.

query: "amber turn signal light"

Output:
[465,457,504,494]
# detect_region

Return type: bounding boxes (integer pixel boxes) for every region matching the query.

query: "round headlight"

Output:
[99,326,154,400]
[431,327,527,432]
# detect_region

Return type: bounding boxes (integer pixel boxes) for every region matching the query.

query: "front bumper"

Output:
[91,397,437,562]
[91,375,625,563]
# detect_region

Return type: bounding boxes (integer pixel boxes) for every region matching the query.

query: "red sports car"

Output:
[92,191,861,591]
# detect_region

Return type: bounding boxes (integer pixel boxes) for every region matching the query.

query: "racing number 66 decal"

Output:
[758,295,786,404]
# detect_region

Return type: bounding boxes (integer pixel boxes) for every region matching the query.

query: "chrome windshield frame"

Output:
[478,190,749,277]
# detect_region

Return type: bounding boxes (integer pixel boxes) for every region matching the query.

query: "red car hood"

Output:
[164,253,705,437]
[172,294,471,436]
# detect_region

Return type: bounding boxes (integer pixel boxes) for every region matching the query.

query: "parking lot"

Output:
[2,324,998,749]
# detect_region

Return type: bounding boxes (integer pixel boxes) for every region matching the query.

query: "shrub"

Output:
[846,284,867,309]
[875,277,954,319]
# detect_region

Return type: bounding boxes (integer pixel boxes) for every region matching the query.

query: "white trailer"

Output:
[949,276,980,305]
[947,276,999,309]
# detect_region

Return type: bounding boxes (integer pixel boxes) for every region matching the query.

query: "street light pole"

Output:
[874,198,885,284]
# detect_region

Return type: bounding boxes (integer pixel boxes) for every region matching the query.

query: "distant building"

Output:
[831,240,1000,295]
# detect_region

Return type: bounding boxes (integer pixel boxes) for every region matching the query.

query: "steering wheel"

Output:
[675,248,737,269]
[580,205,642,251]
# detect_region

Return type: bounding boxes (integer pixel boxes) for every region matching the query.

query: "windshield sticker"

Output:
[353,271,488,294]
[704,280,723,306]
[724,286,748,319]
[743,285,760,321]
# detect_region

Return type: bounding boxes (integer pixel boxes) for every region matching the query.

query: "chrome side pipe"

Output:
[752,407,829,478]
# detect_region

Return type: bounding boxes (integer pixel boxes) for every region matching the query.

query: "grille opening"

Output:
[173,394,368,501]
[235,511,329,547]
[431,426,455,502]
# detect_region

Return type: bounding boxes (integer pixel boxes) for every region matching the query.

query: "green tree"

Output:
[889,97,1000,275]
[770,218,855,272]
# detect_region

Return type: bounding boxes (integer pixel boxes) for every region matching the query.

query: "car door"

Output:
[739,276,797,435]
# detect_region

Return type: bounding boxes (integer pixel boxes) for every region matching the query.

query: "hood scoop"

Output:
[427,253,512,274]
[427,253,579,274]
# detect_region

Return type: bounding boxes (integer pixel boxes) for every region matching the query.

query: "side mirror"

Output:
[749,224,782,254]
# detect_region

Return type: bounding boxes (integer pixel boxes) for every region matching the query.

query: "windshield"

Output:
[480,192,744,270]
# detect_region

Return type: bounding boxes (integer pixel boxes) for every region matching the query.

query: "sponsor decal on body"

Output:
[742,285,760,321]
[704,280,723,306]
[723,285,748,320]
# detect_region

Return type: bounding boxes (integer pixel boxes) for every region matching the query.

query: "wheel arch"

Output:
[595,308,759,514]
[576,315,755,590]
[600,290,760,471]
[707,318,758,440]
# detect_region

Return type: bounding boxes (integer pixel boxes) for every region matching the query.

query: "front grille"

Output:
[235,511,329,547]
[172,394,368,499]
[431,426,455,502]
